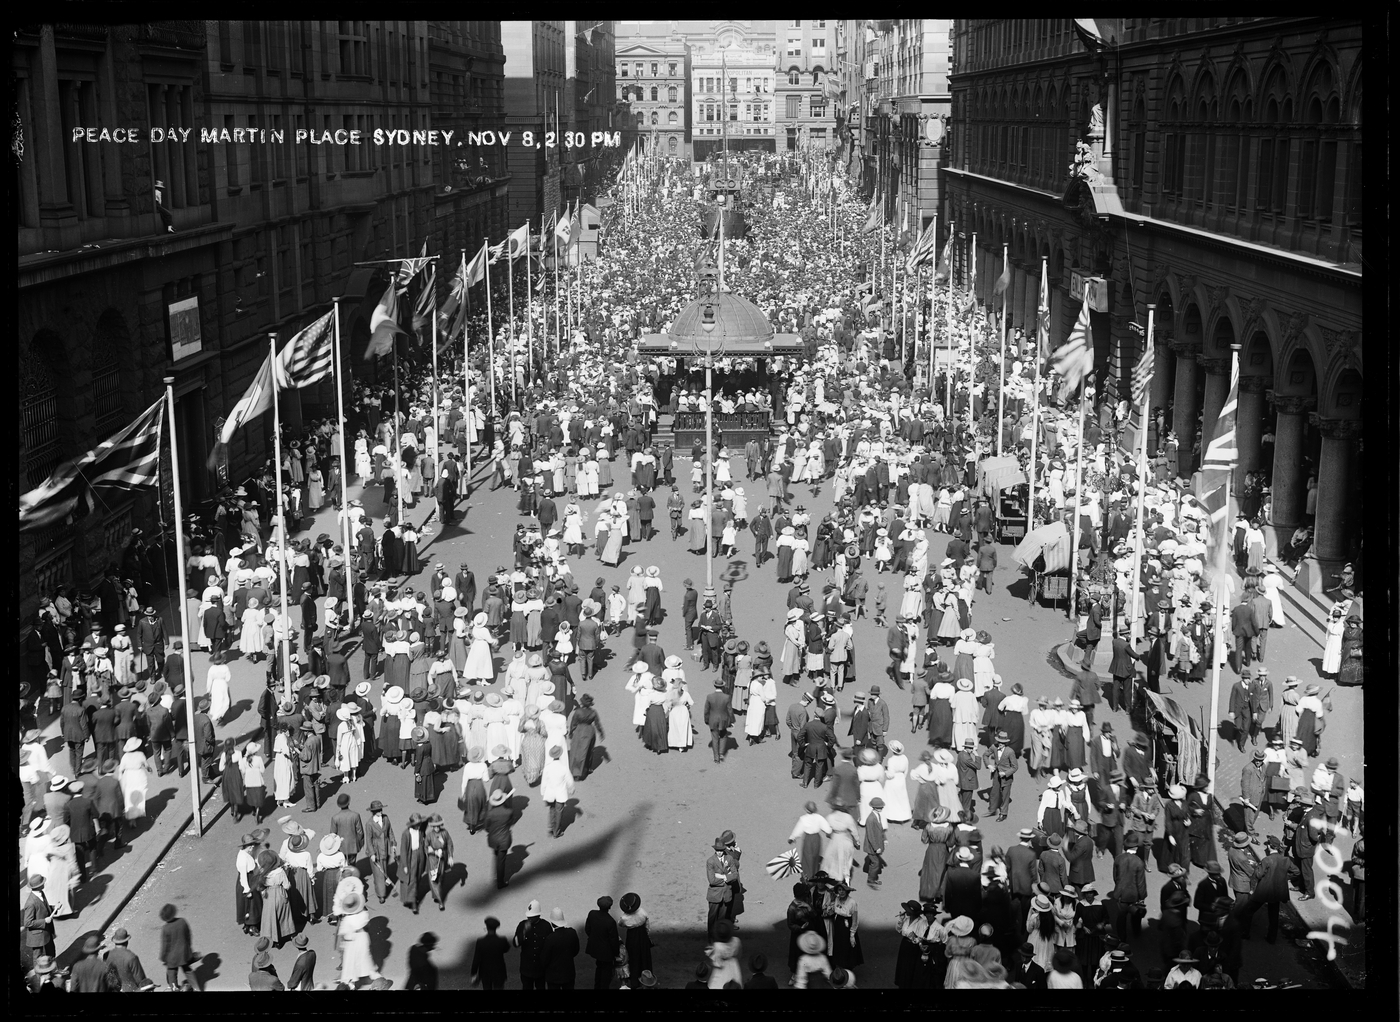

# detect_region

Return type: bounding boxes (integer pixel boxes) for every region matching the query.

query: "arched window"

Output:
[668,111,677,125]
[650,112,658,126]
[1298,62,1339,221]
[668,136,678,152]
[1220,73,1250,208]
[650,86,658,102]
[789,69,800,85]
[1256,65,1291,214]
[1130,96,1147,200]
[668,86,678,103]
[1344,89,1361,225]
[1161,77,1187,198]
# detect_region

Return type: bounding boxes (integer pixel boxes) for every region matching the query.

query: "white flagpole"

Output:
[163,375,203,836]
[507,241,518,406]
[1129,305,1156,643]
[927,214,937,387]
[525,224,535,387]
[463,248,474,497]
[1068,291,1091,620]
[1030,256,1046,525]
[332,298,353,628]
[971,232,977,307]
[269,335,294,702]
[431,258,441,484]
[1206,342,1240,799]
[485,240,497,416]
[946,223,955,417]
[997,242,1008,458]
[553,214,561,361]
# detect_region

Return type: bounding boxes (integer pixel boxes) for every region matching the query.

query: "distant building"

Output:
[615,23,690,159]
[689,21,778,159]
[773,19,839,153]
[502,20,567,224]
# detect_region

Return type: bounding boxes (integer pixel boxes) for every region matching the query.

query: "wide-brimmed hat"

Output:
[384,686,405,705]
[488,790,509,806]
[797,931,826,954]
[123,737,143,753]
[320,833,343,855]
[1231,832,1253,848]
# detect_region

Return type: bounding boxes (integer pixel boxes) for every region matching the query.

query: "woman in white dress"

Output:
[273,727,295,807]
[239,597,265,660]
[743,674,772,744]
[881,741,913,824]
[1321,601,1349,676]
[667,680,695,750]
[580,452,599,499]
[42,824,78,918]
[790,535,810,579]
[900,575,925,621]
[715,449,732,486]
[335,706,362,783]
[307,465,324,511]
[25,818,52,888]
[951,677,981,749]
[118,736,151,820]
[110,625,135,688]
[464,612,498,684]
[932,487,953,532]
[562,504,585,554]
[354,433,373,481]
[337,898,380,987]
[856,748,888,824]
[206,661,232,724]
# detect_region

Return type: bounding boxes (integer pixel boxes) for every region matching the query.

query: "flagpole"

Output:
[927,214,937,388]
[507,242,517,406]
[331,298,354,630]
[163,375,204,837]
[1030,256,1046,525]
[946,223,955,418]
[525,224,535,388]
[553,214,561,362]
[1068,328,1091,620]
[485,240,497,417]
[391,332,405,529]
[431,273,441,491]
[1129,305,1155,643]
[1206,342,1241,799]
[462,249,474,498]
[269,335,294,703]
[997,243,1008,458]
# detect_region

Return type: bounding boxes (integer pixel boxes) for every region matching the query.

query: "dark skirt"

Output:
[461,778,488,832]
[380,717,402,761]
[568,727,595,780]
[235,876,252,927]
[830,913,864,968]
[314,868,339,919]
[287,864,315,922]
[223,762,247,812]
[912,782,940,825]
[799,832,824,882]
[895,935,928,988]
[415,763,438,803]
[641,703,668,753]
[623,923,653,981]
[429,728,459,771]
[928,701,953,746]
[245,784,266,813]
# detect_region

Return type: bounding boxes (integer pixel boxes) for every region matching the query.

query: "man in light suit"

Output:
[703,679,733,764]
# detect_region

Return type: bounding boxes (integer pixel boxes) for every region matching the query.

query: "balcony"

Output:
[135,22,205,51]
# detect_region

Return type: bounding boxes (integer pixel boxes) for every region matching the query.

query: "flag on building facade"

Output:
[274,310,335,389]
[20,397,165,532]
[1050,295,1095,401]
[363,284,407,360]
[1131,333,1155,408]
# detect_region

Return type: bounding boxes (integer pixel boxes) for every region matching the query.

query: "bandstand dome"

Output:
[637,289,804,355]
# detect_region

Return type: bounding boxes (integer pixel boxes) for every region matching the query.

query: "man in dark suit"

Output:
[66,779,98,882]
[705,838,736,939]
[826,747,861,812]
[945,535,970,574]
[454,563,477,615]
[298,721,324,811]
[105,928,153,991]
[170,684,190,775]
[703,679,733,763]
[800,713,835,788]
[541,907,579,989]
[1005,828,1039,941]
[583,896,620,989]
[681,579,699,650]
[360,615,382,680]
[285,933,316,990]
[61,698,90,777]
[203,599,229,663]
[331,793,366,863]
[1106,631,1142,713]
[1080,596,1105,670]
[93,759,126,853]
[471,916,511,990]
[91,695,119,771]
[984,731,1019,821]
[786,695,812,779]
[636,488,656,541]
[163,639,185,694]
[485,790,515,889]
[299,585,319,654]
[865,686,890,757]
[1230,595,1258,668]
[248,951,285,991]
[135,606,167,679]
[21,876,57,963]
[1112,833,1149,939]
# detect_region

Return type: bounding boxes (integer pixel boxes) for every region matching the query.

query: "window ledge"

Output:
[227,186,243,196]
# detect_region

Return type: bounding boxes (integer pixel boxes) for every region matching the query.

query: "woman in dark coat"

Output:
[398,813,428,913]
[1187,804,1213,869]
[1161,789,1191,873]
[927,673,955,748]
[918,808,954,902]
[894,901,929,989]
[379,528,403,580]
[618,892,654,984]
[567,694,604,780]
[751,641,774,679]
[158,903,197,990]
[786,883,820,974]
[641,679,668,754]
[411,727,436,804]
[222,739,249,822]
[828,884,864,969]
[911,750,941,825]
[640,584,661,630]
[1073,888,1109,982]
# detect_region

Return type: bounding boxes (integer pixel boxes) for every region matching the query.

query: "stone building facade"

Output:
[16,21,510,617]
[945,17,1362,571]
[773,19,839,152]
[615,29,690,159]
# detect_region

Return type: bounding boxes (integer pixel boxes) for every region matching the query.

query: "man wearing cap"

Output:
[514,900,554,989]
[104,927,153,991]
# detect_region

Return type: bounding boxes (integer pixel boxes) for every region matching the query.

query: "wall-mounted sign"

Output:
[168,296,202,362]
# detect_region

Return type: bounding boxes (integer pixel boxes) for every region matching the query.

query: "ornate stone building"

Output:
[615,25,690,158]
[16,21,509,617]
[946,18,1362,572]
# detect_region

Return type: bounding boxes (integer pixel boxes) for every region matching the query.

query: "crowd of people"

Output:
[19,148,1363,992]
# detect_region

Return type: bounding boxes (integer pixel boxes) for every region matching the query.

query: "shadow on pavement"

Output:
[366,913,395,971]
[194,950,222,989]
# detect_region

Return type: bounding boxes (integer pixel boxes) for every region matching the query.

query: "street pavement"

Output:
[64,446,1358,989]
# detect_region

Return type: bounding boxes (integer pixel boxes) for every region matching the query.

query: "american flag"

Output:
[1200,351,1239,574]
[273,310,335,389]
[21,397,165,531]
[1130,332,1155,408]
[1050,293,1095,401]
[905,219,938,273]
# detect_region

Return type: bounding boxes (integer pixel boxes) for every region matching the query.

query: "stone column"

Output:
[1311,416,1362,564]
[1268,395,1315,530]
[1169,339,1201,471]
[1198,356,1232,451]
[1235,376,1268,475]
